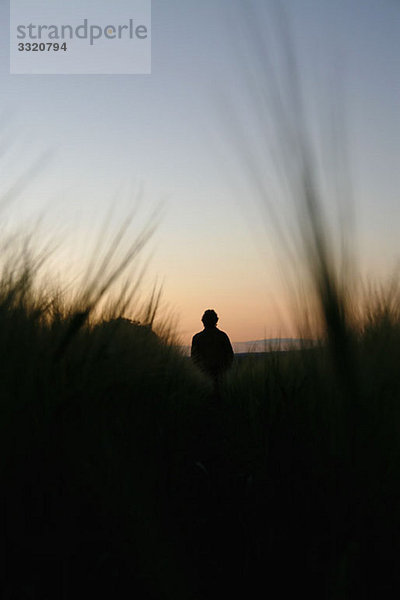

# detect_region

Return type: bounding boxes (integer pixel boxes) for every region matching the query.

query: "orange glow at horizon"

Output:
[160,283,298,347]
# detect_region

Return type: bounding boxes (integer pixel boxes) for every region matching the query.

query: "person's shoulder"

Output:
[217,329,230,339]
[192,331,203,342]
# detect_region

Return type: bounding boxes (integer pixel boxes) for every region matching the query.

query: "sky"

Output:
[0,0,399,344]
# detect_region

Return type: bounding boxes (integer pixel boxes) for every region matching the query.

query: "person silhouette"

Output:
[191,309,234,395]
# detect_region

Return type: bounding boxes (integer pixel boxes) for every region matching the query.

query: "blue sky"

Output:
[0,0,399,343]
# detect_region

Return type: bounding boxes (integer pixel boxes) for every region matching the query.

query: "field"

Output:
[1,243,400,599]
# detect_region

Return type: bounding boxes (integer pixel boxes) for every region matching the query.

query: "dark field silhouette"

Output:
[1,247,400,599]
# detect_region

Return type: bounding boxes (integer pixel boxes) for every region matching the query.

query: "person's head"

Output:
[202,309,218,328]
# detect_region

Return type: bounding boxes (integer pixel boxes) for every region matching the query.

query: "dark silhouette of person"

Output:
[191,310,234,394]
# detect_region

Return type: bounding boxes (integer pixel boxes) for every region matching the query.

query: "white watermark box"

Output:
[10,0,151,74]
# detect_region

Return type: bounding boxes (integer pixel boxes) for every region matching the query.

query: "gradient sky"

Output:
[0,0,399,344]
